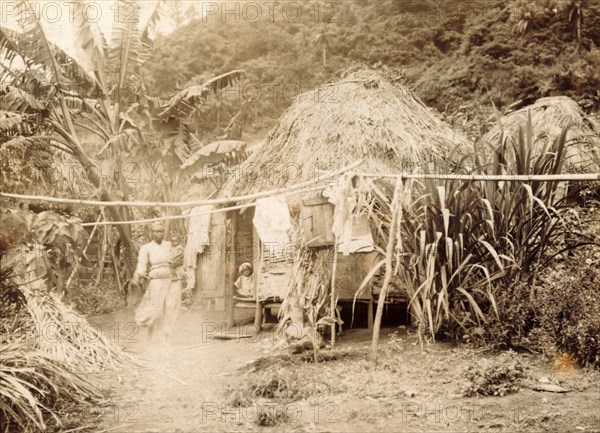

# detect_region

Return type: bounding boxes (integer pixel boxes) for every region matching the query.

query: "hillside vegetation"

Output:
[149,0,600,138]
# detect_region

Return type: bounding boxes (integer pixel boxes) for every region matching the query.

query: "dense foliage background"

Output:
[148,0,600,139]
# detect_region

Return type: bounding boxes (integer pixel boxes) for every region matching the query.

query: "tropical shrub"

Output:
[536,263,600,367]
[0,210,139,431]
[1,0,250,279]
[482,280,537,347]
[462,352,526,396]
[0,208,87,294]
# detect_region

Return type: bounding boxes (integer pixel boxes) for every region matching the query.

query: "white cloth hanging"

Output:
[339,213,374,255]
[324,174,374,255]
[253,196,291,248]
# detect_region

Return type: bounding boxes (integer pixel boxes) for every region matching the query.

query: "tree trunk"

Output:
[77,151,137,278]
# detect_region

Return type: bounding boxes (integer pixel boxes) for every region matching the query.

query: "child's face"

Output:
[171,235,180,246]
[242,268,252,277]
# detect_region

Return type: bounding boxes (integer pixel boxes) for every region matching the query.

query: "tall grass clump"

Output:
[398,115,572,342]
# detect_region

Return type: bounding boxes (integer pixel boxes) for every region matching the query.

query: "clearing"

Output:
[87,307,600,433]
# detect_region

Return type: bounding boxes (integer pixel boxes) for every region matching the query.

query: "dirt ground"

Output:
[85,307,600,433]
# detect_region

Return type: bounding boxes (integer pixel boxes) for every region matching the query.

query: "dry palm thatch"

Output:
[17,277,140,373]
[0,268,111,432]
[0,340,102,432]
[277,248,333,327]
[220,69,471,197]
[482,96,600,172]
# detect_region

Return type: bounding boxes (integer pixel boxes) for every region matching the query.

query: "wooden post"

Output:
[110,247,123,295]
[255,300,264,331]
[226,212,237,329]
[65,213,101,290]
[368,295,374,330]
[94,222,108,288]
[371,178,403,360]
[330,243,338,346]
[253,230,264,332]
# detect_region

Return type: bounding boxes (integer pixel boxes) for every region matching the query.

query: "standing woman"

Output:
[132,221,182,344]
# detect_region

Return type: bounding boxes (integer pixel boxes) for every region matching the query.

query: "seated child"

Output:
[234,262,254,300]
[169,234,185,281]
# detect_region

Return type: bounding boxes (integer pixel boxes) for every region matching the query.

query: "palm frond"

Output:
[96,129,139,157]
[158,70,246,121]
[1,135,74,156]
[107,0,143,98]
[61,93,100,114]
[9,1,63,84]
[0,28,27,73]
[140,0,165,64]
[1,24,97,95]
[1,85,46,111]
[72,0,107,88]
[180,139,247,177]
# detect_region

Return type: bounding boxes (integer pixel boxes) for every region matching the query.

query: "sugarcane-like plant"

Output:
[396,116,572,340]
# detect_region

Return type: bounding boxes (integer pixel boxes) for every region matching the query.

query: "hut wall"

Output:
[300,197,335,247]
[334,251,379,301]
[195,211,228,308]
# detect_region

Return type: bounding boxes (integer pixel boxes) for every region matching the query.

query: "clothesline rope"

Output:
[0,161,362,208]
[82,203,253,227]
[81,183,330,227]
[350,172,600,181]
[3,163,599,228]
[3,167,598,211]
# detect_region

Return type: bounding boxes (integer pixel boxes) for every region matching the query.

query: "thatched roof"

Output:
[482,96,600,172]
[220,70,471,197]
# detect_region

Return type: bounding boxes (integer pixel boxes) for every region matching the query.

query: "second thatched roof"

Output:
[220,70,471,197]
[482,96,600,172]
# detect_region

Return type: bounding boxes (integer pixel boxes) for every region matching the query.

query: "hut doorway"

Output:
[233,207,256,278]
[338,300,410,329]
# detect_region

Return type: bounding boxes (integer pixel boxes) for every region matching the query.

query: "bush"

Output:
[536,265,600,368]
[484,280,537,347]
[255,406,290,427]
[66,281,125,315]
[462,352,526,396]
[0,266,139,432]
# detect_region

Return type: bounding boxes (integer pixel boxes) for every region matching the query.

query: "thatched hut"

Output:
[192,70,471,331]
[221,70,470,195]
[482,96,600,172]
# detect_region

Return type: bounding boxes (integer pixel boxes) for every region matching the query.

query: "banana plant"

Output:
[1,0,249,278]
[0,208,88,294]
